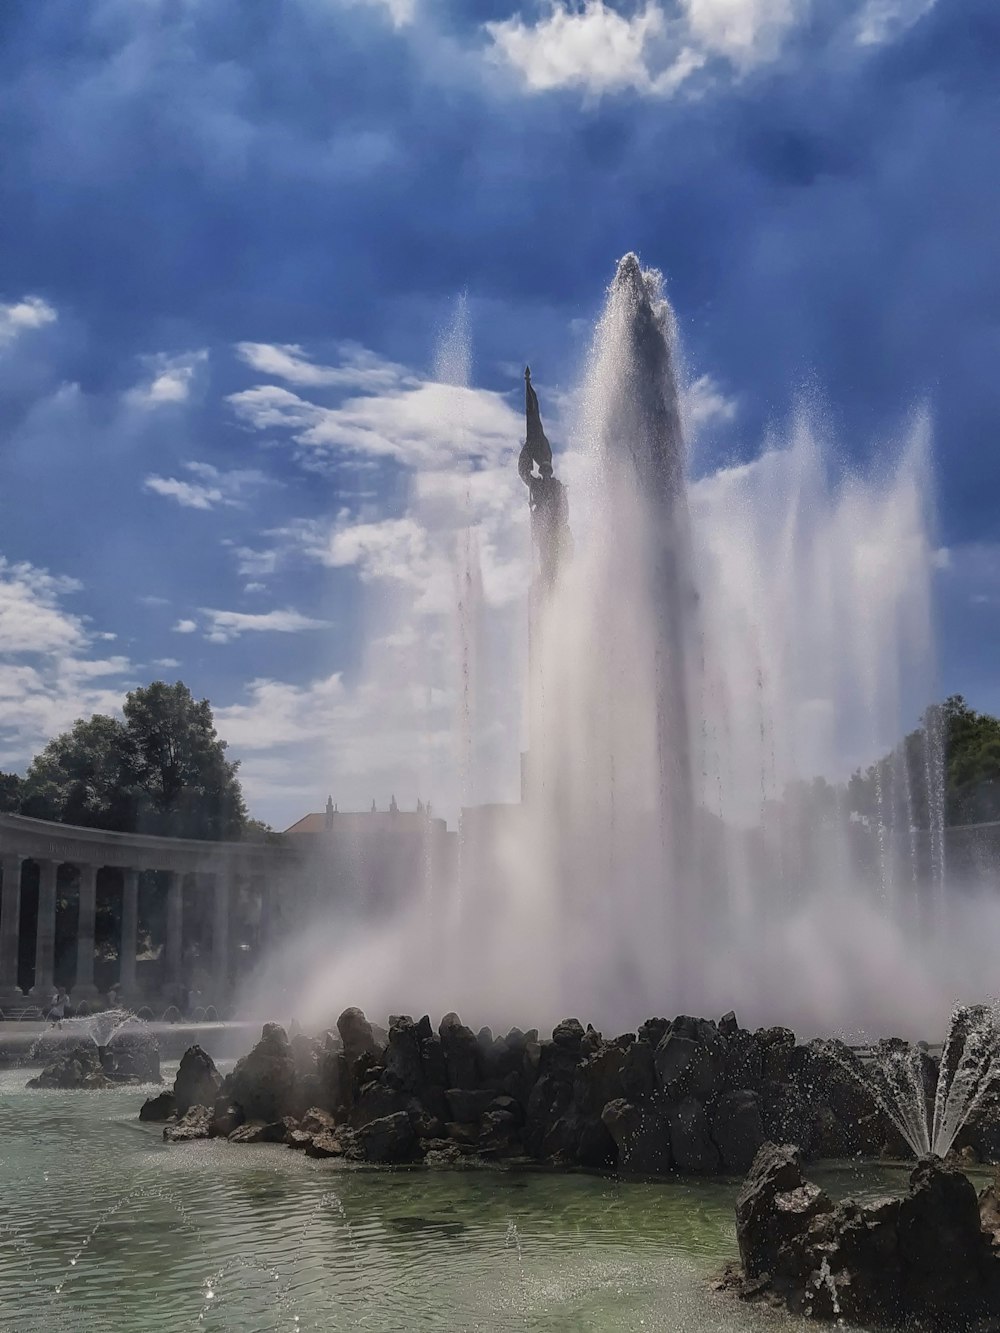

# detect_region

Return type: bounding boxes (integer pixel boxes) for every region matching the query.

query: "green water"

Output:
[0,1065,888,1332]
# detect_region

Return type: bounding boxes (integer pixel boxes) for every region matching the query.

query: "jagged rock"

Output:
[174,1045,222,1116]
[757,1028,796,1084]
[385,1016,424,1093]
[355,1111,417,1163]
[576,1043,626,1114]
[439,1013,481,1089]
[445,1088,495,1122]
[105,1034,161,1083]
[655,1018,727,1101]
[210,1099,243,1138]
[299,1106,337,1135]
[287,1129,314,1150]
[27,1042,110,1089]
[139,1090,176,1122]
[164,1104,212,1142]
[337,1007,379,1064]
[711,1090,765,1173]
[602,1099,672,1175]
[669,1096,721,1174]
[305,1128,346,1158]
[230,1024,296,1123]
[289,1032,323,1114]
[621,1039,657,1102]
[719,1011,740,1038]
[349,1082,410,1129]
[228,1118,293,1145]
[552,1018,586,1052]
[735,1142,832,1279]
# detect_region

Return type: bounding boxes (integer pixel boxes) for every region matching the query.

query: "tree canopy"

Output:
[3,681,251,840]
[847,695,1000,828]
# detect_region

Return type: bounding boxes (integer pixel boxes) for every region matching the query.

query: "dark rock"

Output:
[719,1011,739,1038]
[355,1111,417,1163]
[756,1028,796,1084]
[105,1034,161,1083]
[287,1129,315,1150]
[735,1142,832,1279]
[228,1118,293,1145]
[349,1082,410,1129]
[27,1042,110,1090]
[305,1128,345,1158]
[439,1013,481,1089]
[164,1104,212,1142]
[444,1121,482,1147]
[210,1099,243,1138]
[711,1090,765,1173]
[575,1043,626,1114]
[669,1096,721,1174]
[602,1099,672,1175]
[230,1024,296,1123]
[139,1090,176,1122]
[655,1018,727,1101]
[445,1088,495,1122]
[385,1016,424,1094]
[637,1017,669,1049]
[337,1007,379,1064]
[289,1032,323,1114]
[621,1039,657,1102]
[551,1018,586,1052]
[174,1045,222,1116]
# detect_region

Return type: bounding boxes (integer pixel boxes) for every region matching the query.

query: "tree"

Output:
[14,681,249,840]
[0,771,24,813]
[847,695,1000,828]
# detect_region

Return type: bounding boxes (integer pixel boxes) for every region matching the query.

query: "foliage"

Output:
[847,695,1000,828]
[9,681,250,840]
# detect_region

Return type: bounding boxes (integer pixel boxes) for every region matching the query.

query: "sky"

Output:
[0,0,998,830]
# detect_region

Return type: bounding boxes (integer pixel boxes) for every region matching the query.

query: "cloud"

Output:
[679,0,798,66]
[335,0,416,29]
[854,0,938,46]
[228,360,521,471]
[0,295,57,347]
[0,557,132,766]
[173,619,198,634]
[143,461,270,510]
[684,372,739,432]
[235,341,410,391]
[198,607,333,644]
[152,657,180,669]
[125,350,208,408]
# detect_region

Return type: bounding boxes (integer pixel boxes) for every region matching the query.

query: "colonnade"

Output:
[0,813,289,1011]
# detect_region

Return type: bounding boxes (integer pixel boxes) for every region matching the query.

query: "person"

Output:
[107,986,119,1009]
[47,988,68,1023]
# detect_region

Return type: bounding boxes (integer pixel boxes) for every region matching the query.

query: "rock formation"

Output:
[729,1142,1000,1328]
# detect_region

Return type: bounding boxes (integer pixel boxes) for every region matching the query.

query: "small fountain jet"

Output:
[518,367,571,591]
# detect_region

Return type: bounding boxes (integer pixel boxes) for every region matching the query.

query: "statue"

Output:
[518,367,570,590]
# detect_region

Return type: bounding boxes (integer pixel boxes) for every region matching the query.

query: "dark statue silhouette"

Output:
[518,367,570,590]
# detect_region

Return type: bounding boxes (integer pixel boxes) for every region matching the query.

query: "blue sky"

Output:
[0,0,998,828]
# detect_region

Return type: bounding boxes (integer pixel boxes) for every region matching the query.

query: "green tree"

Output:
[0,771,24,813]
[14,681,249,840]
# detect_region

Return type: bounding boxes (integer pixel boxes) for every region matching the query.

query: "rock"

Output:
[439,1013,481,1089]
[349,1082,410,1129]
[355,1111,417,1163]
[655,1018,727,1101]
[299,1106,337,1136]
[719,1011,739,1038]
[337,1007,379,1064]
[174,1045,222,1116]
[139,1090,176,1122]
[711,1090,765,1173]
[164,1104,212,1142]
[621,1039,657,1102]
[210,1099,243,1138]
[735,1142,831,1278]
[229,1024,296,1123]
[27,1042,110,1090]
[287,1129,315,1151]
[575,1044,626,1114]
[602,1099,672,1175]
[227,1118,293,1145]
[756,1028,796,1084]
[105,1034,161,1084]
[305,1128,346,1158]
[669,1096,721,1174]
[385,1016,424,1093]
[445,1088,495,1122]
[289,1032,323,1114]
[551,1018,586,1052]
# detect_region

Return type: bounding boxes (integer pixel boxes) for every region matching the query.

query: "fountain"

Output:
[817,1003,1000,1160]
[26,1007,160,1087]
[271,251,943,1040]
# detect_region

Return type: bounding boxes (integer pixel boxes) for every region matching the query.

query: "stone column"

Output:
[0,853,24,1004]
[119,868,139,997]
[212,867,232,1004]
[72,863,100,1002]
[164,869,184,991]
[30,859,59,1001]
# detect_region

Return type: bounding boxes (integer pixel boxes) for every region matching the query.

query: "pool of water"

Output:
[0,1064,892,1332]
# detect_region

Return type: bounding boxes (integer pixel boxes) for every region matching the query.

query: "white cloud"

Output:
[0,557,132,766]
[684,373,738,431]
[198,607,332,644]
[153,658,181,669]
[486,2,688,96]
[0,295,57,347]
[235,341,410,392]
[228,371,521,472]
[173,619,198,634]
[125,349,208,408]
[854,0,937,45]
[143,461,270,510]
[679,0,798,66]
